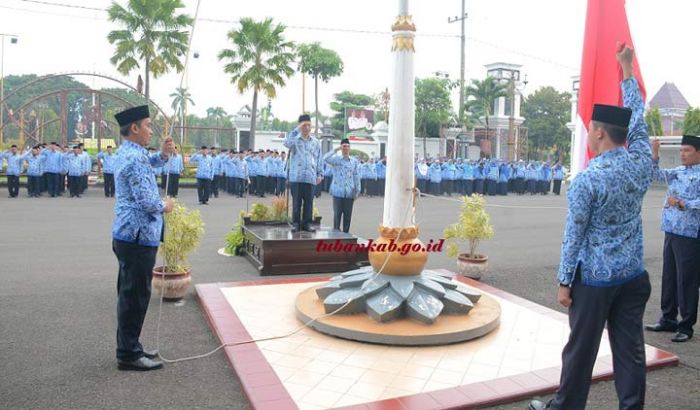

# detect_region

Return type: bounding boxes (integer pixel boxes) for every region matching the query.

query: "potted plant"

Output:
[153,201,205,300]
[443,194,494,280]
[224,211,246,256]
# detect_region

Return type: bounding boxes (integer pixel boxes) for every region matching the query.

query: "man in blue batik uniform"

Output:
[284,114,322,233]
[98,146,118,197]
[1,144,23,198]
[324,138,361,232]
[189,146,214,205]
[645,135,700,343]
[111,105,174,371]
[530,46,652,410]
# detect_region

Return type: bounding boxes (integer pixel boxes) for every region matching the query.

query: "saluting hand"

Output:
[160,137,175,157]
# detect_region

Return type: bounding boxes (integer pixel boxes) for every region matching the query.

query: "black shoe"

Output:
[117,356,163,371]
[302,226,316,233]
[645,322,677,332]
[672,332,692,343]
[528,399,551,410]
[143,349,159,359]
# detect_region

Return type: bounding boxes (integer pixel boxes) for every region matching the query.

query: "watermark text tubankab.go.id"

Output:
[315,239,444,255]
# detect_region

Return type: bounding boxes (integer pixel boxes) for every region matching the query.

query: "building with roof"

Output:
[648,82,690,136]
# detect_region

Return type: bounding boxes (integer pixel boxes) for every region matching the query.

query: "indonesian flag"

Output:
[571,0,646,178]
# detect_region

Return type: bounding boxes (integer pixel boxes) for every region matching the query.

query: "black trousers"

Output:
[28,175,41,196]
[7,175,20,197]
[255,175,265,197]
[498,181,508,195]
[196,178,211,203]
[659,233,700,336]
[45,172,58,197]
[553,179,563,195]
[40,173,47,192]
[551,272,651,410]
[430,182,441,196]
[233,177,245,197]
[333,196,355,233]
[486,179,497,196]
[166,174,180,197]
[59,174,66,193]
[212,175,220,197]
[104,173,115,197]
[81,175,88,193]
[69,176,82,197]
[112,239,158,361]
[527,179,537,194]
[276,177,286,196]
[290,182,314,229]
[377,178,385,196]
[464,180,474,196]
[473,179,484,195]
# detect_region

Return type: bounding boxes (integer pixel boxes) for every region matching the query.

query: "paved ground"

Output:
[1,185,698,410]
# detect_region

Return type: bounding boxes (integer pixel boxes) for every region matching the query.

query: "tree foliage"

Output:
[465,77,508,137]
[297,42,344,137]
[218,17,295,149]
[521,86,572,161]
[107,0,193,103]
[645,107,664,136]
[682,107,700,135]
[415,77,454,157]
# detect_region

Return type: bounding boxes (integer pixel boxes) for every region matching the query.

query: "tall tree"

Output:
[645,107,664,136]
[297,42,344,138]
[206,106,228,147]
[329,91,373,136]
[465,77,508,146]
[682,107,700,136]
[107,0,193,105]
[218,18,295,149]
[521,86,572,161]
[169,87,194,144]
[415,77,454,158]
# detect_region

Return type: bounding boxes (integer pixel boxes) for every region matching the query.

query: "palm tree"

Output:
[107,0,193,105]
[465,77,508,146]
[206,106,228,147]
[170,87,194,144]
[297,42,344,137]
[218,18,295,149]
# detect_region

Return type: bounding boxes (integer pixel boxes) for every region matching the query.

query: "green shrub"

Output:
[159,201,205,272]
[443,194,494,258]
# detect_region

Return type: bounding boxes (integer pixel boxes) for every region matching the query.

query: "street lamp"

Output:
[1,33,19,145]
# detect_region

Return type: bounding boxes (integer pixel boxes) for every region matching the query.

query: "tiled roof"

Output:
[649,82,690,110]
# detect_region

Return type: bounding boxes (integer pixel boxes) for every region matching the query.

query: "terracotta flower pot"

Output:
[152,266,191,300]
[457,254,488,280]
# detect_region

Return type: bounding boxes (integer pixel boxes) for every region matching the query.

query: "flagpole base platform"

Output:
[295,268,501,346]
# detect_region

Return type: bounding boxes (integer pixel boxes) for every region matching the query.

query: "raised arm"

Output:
[283,127,300,152]
[618,46,650,166]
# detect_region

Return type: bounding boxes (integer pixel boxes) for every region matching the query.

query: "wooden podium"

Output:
[242,222,369,276]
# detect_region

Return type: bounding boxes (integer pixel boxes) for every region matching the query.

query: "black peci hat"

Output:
[591,104,632,128]
[340,138,350,145]
[114,105,150,127]
[298,114,311,123]
[681,135,700,150]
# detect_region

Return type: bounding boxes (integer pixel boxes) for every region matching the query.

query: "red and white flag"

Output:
[571,0,646,178]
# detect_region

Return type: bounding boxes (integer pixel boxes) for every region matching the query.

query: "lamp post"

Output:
[0,33,19,145]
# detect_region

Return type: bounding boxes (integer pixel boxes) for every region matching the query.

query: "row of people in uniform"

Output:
[415,158,566,197]
[1,142,93,198]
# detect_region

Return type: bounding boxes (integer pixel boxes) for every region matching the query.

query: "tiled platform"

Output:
[196,271,678,410]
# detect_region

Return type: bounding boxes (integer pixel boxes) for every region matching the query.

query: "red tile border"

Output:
[196,271,679,410]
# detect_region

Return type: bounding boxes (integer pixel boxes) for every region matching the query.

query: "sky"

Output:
[1,0,698,122]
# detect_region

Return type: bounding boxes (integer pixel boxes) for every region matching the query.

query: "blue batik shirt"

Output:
[2,151,23,176]
[64,152,85,177]
[97,151,118,174]
[283,128,322,184]
[553,165,565,180]
[499,163,510,183]
[428,163,442,183]
[325,151,361,199]
[164,153,184,174]
[486,162,499,181]
[653,161,700,239]
[22,152,44,176]
[462,164,474,180]
[189,153,214,180]
[111,140,168,247]
[41,149,63,173]
[559,77,652,287]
